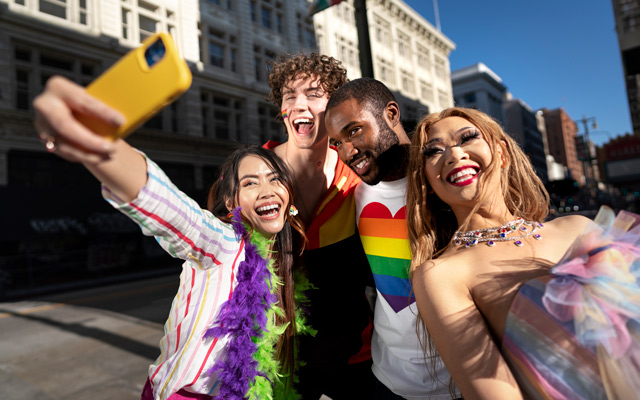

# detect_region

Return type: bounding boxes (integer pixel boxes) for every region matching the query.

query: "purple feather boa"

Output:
[204,207,277,399]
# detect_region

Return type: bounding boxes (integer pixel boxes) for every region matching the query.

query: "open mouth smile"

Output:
[446,166,479,186]
[349,156,369,176]
[255,203,282,219]
[293,118,315,136]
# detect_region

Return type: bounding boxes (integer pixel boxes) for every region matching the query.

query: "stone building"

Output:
[0,0,453,296]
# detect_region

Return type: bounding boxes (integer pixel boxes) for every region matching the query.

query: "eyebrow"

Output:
[282,85,323,96]
[239,171,276,181]
[338,120,359,135]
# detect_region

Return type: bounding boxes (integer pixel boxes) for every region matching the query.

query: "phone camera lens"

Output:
[145,39,166,68]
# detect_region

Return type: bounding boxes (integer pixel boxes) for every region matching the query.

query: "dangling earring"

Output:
[289,205,299,217]
[227,212,233,219]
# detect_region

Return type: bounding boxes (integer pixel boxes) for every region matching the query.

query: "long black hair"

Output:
[206,145,306,386]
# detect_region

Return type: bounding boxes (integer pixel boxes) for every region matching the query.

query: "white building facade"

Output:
[313,0,455,127]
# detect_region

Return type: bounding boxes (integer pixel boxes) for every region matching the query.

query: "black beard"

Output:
[365,143,410,185]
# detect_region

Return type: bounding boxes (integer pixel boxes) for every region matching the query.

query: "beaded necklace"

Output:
[453,217,544,247]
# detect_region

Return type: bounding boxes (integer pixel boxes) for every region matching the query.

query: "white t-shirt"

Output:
[355,177,455,399]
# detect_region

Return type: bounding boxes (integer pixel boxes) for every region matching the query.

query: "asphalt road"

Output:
[0,274,179,400]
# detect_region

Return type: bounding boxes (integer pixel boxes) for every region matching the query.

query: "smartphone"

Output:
[77,32,192,140]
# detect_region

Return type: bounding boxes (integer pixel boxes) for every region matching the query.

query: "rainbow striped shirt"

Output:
[103,156,245,400]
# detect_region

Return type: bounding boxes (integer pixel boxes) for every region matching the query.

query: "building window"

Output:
[434,56,446,80]
[143,101,178,132]
[250,1,256,21]
[297,13,315,48]
[397,31,411,59]
[400,70,414,94]
[334,0,354,24]
[336,35,358,69]
[204,28,238,72]
[13,44,98,110]
[122,8,130,39]
[79,0,87,24]
[254,46,276,82]
[417,45,430,71]
[250,0,284,33]
[438,89,449,109]
[258,103,284,143]
[205,0,232,9]
[374,16,391,48]
[121,0,176,44]
[201,90,244,140]
[15,0,89,25]
[261,6,271,29]
[304,29,316,48]
[139,14,158,42]
[276,12,283,33]
[420,80,433,103]
[39,0,67,19]
[623,13,640,32]
[16,68,30,110]
[209,42,224,68]
[378,58,395,85]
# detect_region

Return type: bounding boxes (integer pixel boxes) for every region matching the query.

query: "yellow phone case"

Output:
[78,32,192,139]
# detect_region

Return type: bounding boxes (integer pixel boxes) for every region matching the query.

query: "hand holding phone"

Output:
[76,32,192,140]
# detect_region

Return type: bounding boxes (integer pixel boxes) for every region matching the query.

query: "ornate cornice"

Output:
[372,0,455,54]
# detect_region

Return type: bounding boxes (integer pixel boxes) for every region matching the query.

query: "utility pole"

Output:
[354,0,374,78]
[576,115,598,187]
[433,0,441,32]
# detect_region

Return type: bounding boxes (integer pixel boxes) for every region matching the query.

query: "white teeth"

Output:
[257,204,280,213]
[355,159,367,169]
[448,168,477,183]
[293,118,312,124]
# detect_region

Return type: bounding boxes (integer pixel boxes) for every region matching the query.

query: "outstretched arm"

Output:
[33,76,147,202]
[412,260,523,400]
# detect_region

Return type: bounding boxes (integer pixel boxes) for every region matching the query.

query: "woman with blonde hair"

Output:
[406,107,640,399]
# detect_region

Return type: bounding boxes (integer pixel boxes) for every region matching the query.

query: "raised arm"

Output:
[33,76,146,202]
[412,260,523,400]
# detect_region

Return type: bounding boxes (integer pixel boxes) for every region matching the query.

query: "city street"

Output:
[0,274,178,400]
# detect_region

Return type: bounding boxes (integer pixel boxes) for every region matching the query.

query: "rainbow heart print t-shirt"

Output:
[355,176,453,399]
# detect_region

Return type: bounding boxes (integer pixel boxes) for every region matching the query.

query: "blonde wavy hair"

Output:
[406,107,550,395]
[407,107,550,271]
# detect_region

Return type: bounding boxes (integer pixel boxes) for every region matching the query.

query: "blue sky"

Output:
[403,0,631,146]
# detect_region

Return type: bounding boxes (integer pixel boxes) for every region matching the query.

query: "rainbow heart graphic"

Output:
[359,202,414,313]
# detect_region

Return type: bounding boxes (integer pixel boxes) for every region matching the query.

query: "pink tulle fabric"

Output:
[541,207,640,398]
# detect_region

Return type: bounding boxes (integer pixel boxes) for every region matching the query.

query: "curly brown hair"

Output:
[267,53,347,110]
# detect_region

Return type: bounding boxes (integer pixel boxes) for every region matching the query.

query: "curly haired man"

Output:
[264,53,375,399]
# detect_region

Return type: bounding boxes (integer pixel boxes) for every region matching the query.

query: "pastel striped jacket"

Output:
[104,157,243,400]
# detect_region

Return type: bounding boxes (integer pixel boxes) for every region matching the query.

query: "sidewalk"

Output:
[0,276,173,400]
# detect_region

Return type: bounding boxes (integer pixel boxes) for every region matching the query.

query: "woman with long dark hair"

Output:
[33,76,310,400]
